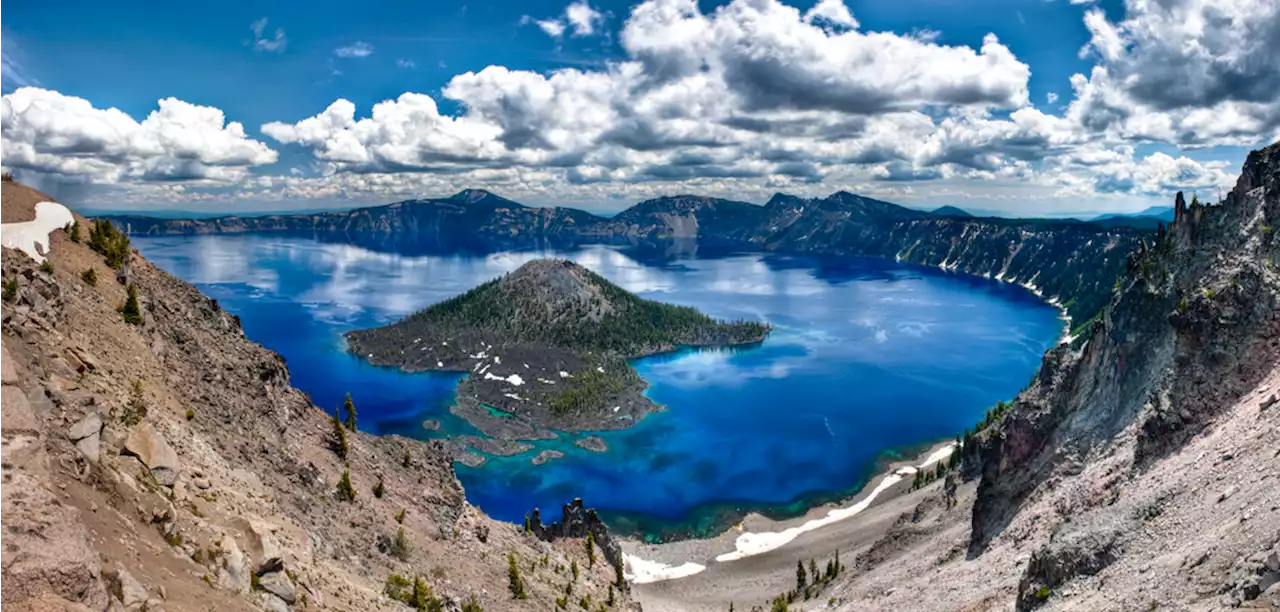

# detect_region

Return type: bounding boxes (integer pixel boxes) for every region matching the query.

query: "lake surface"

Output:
[133,234,1064,539]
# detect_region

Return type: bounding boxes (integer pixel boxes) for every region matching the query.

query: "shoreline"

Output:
[621,439,957,585]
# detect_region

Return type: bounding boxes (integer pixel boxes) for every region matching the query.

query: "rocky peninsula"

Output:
[345,258,770,439]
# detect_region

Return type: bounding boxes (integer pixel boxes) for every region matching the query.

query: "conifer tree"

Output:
[571,559,579,581]
[586,532,596,568]
[336,470,356,501]
[343,393,358,431]
[331,408,349,459]
[809,559,819,585]
[373,476,385,498]
[120,284,142,325]
[796,559,807,590]
[507,553,527,599]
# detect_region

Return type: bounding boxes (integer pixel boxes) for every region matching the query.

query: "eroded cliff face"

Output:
[111,190,1143,325]
[1,182,638,611]
[969,142,1280,608]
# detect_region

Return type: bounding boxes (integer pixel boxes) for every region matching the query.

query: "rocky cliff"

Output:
[1,181,638,611]
[817,142,1280,611]
[111,191,1144,325]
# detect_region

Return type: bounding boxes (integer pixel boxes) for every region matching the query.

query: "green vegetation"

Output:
[330,408,348,459]
[399,260,768,357]
[391,526,410,560]
[120,284,143,325]
[342,392,358,431]
[336,470,356,501]
[1035,586,1052,601]
[88,220,131,269]
[3,278,17,302]
[385,574,443,611]
[507,552,528,599]
[39,260,53,274]
[460,594,484,612]
[120,379,148,426]
[395,508,406,524]
[373,476,385,499]
[796,559,807,590]
[586,532,596,568]
[185,408,195,421]
[69,220,82,243]
[551,366,627,415]
[81,268,97,286]
[571,558,579,581]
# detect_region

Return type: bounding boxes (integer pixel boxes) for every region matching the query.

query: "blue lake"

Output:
[133,234,1063,539]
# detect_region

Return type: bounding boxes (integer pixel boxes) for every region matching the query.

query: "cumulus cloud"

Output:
[522,15,568,38]
[250,18,287,53]
[565,1,605,36]
[803,0,858,29]
[1,87,277,184]
[1068,0,1280,146]
[334,42,375,58]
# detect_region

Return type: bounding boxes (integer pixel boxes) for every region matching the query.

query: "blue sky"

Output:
[2,0,1276,215]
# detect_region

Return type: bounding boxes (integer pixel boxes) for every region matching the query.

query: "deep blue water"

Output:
[133,234,1063,537]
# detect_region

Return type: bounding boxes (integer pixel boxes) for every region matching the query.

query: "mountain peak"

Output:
[448,188,520,207]
[932,205,973,218]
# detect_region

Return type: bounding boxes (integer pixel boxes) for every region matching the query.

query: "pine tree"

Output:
[343,393,358,431]
[586,532,596,568]
[614,555,626,590]
[69,220,81,243]
[331,408,349,459]
[507,553,527,599]
[809,559,819,586]
[834,549,840,574]
[524,513,531,533]
[796,559,807,590]
[571,559,579,581]
[120,284,143,325]
[373,476,385,498]
[336,470,356,501]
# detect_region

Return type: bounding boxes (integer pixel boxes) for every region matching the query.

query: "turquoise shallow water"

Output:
[133,234,1062,538]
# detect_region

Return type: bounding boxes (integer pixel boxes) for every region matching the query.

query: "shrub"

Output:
[120,284,143,325]
[571,559,579,581]
[82,268,97,286]
[373,477,385,499]
[460,595,483,612]
[395,509,406,524]
[586,532,596,568]
[69,220,82,243]
[185,408,195,421]
[3,278,17,302]
[507,553,528,599]
[40,260,53,274]
[391,526,410,560]
[88,220,131,269]
[336,470,356,501]
[385,574,412,600]
[1035,586,1051,600]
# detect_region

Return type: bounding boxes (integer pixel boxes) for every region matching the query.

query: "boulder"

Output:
[122,423,180,486]
[68,413,102,441]
[104,565,149,610]
[258,572,296,604]
[263,594,290,612]
[1,388,40,437]
[1,343,18,384]
[217,535,250,593]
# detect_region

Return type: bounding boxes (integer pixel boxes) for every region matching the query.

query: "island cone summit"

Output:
[345,259,769,451]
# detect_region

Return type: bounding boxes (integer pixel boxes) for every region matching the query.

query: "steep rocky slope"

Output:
[1,181,638,611]
[813,142,1280,611]
[110,190,1142,325]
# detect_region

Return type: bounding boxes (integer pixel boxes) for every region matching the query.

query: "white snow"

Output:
[0,201,75,264]
[494,356,501,364]
[437,361,444,368]
[483,372,524,386]
[504,393,523,401]
[714,444,956,563]
[596,366,605,373]
[623,554,707,584]
[559,371,571,378]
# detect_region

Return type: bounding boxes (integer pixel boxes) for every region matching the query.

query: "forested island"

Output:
[346,259,769,439]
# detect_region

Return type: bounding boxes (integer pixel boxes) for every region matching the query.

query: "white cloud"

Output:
[565,1,605,36]
[250,18,288,53]
[522,15,567,38]
[1047,92,1059,104]
[1,87,277,184]
[396,58,417,69]
[803,0,858,29]
[334,42,374,58]
[1068,0,1280,147]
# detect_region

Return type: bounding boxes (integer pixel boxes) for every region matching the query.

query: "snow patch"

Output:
[714,444,956,563]
[484,372,524,386]
[623,554,706,584]
[0,201,75,264]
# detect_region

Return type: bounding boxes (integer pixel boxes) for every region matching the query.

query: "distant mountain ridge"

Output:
[109,189,1147,325]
